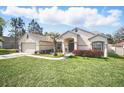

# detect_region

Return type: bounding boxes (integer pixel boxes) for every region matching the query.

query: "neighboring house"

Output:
[2,36,18,49]
[0,41,2,48]
[19,27,108,57]
[19,33,53,54]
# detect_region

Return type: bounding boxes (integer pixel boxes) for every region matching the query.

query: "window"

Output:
[92,41,104,51]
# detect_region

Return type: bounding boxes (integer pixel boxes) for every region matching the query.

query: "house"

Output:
[60,28,108,57]
[19,33,53,54]
[0,36,17,49]
[19,27,108,57]
[0,41,2,48]
[2,36,18,49]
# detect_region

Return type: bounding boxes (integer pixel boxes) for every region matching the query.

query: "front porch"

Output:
[62,38,77,54]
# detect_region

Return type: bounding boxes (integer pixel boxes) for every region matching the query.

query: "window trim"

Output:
[92,41,104,51]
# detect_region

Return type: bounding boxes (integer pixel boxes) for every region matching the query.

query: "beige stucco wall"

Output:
[19,33,39,51]
[77,35,90,50]
[39,41,53,50]
[72,29,95,50]
[89,36,107,44]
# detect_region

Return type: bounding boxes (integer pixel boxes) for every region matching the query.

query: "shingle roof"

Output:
[2,36,15,42]
[88,34,107,40]
[28,33,53,42]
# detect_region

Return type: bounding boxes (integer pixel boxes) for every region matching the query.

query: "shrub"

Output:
[0,49,18,55]
[72,50,103,57]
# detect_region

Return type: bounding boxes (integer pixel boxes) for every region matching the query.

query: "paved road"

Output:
[0,53,65,60]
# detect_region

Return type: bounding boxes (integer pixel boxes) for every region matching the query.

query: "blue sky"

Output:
[0,6,124,36]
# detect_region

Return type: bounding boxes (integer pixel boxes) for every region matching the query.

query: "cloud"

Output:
[1,6,38,19]
[1,6,122,27]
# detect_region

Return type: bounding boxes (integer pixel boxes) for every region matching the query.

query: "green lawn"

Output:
[0,56,124,87]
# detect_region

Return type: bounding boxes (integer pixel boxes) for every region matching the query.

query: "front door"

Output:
[68,42,74,52]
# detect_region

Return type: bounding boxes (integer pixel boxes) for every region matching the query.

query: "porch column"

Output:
[62,40,65,54]
[74,38,78,50]
[104,44,108,57]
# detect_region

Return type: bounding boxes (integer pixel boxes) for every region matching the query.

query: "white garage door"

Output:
[21,42,36,54]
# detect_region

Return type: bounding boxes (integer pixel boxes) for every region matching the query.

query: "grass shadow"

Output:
[108,52,124,59]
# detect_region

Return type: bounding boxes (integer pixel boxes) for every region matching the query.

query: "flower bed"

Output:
[72,50,103,57]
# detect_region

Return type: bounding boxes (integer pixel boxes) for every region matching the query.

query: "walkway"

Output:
[0,53,26,59]
[0,53,65,60]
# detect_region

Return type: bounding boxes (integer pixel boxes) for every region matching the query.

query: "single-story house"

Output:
[0,41,2,48]
[19,27,108,57]
[0,36,18,49]
[2,36,18,49]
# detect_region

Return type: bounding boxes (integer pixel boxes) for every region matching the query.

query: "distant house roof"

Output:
[2,36,15,42]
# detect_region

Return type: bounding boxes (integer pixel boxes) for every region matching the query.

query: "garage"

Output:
[21,42,36,54]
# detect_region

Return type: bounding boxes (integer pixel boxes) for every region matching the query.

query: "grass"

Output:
[0,56,124,87]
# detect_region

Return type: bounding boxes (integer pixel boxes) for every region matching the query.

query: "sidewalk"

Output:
[0,53,65,60]
[0,53,26,59]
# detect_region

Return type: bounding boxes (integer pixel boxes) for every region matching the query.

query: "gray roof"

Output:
[2,36,15,42]
[71,27,96,35]
[28,33,53,42]
[88,34,107,40]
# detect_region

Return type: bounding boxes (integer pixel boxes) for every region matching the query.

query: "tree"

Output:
[0,17,5,36]
[9,17,25,48]
[28,19,43,35]
[105,34,114,44]
[48,32,60,56]
[43,32,49,36]
[0,37,3,42]
[114,27,124,43]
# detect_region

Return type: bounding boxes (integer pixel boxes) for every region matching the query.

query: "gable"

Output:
[19,33,36,43]
[89,35,107,44]
[60,31,77,39]
[72,28,95,38]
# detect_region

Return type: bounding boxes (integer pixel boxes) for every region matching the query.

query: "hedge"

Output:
[72,50,103,57]
[0,49,18,55]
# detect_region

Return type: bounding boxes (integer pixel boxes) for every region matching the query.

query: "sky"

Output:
[0,6,124,36]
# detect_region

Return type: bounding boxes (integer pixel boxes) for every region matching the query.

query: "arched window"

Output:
[92,41,104,51]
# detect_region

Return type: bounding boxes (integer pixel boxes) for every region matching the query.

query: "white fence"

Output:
[108,44,124,56]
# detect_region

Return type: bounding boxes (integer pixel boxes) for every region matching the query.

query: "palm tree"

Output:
[0,17,5,36]
[48,32,60,56]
